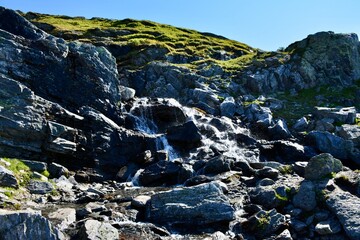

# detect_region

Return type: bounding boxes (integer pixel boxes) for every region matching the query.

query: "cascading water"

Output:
[128,98,179,161]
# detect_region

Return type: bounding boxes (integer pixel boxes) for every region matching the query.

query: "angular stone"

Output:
[0,166,18,188]
[313,106,356,124]
[79,219,118,240]
[21,160,47,172]
[48,162,69,178]
[131,195,151,209]
[337,124,360,147]
[166,121,202,149]
[307,131,353,159]
[326,190,360,240]
[315,218,342,235]
[48,208,76,230]
[146,182,235,226]
[293,181,317,211]
[27,180,54,194]
[0,210,64,240]
[268,119,292,140]
[304,153,342,180]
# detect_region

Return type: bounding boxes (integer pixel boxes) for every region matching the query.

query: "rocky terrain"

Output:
[0,6,359,240]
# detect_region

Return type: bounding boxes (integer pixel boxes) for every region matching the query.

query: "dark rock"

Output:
[21,160,47,172]
[255,167,280,180]
[145,182,235,228]
[131,195,151,209]
[307,131,354,160]
[27,180,54,194]
[268,119,292,140]
[78,219,118,240]
[202,156,232,175]
[0,210,64,239]
[304,153,342,180]
[184,175,214,186]
[139,160,187,186]
[292,117,309,132]
[293,181,317,211]
[0,166,18,188]
[166,121,202,149]
[326,189,360,240]
[48,162,69,178]
[243,209,286,238]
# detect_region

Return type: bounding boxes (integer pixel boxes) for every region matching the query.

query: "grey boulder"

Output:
[145,181,235,227]
[304,153,342,180]
[0,166,18,188]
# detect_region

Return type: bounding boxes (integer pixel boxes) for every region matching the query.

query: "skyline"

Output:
[1,0,359,51]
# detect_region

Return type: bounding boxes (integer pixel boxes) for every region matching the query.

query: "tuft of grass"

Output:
[41,170,50,178]
[1,158,31,186]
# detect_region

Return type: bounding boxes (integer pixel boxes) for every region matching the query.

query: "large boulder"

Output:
[337,124,360,147]
[326,189,360,240]
[145,182,235,228]
[166,121,202,149]
[304,153,343,180]
[307,131,354,160]
[0,210,64,240]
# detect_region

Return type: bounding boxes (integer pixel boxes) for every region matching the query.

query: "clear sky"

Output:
[1,0,359,51]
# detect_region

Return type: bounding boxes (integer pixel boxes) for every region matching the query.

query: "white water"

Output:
[128,98,179,161]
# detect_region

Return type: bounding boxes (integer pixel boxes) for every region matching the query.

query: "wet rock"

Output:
[202,156,232,175]
[166,121,202,149]
[313,106,357,124]
[0,210,64,240]
[145,182,235,228]
[304,153,342,180]
[293,181,317,211]
[139,160,189,186]
[27,180,54,194]
[326,189,360,240]
[48,208,76,231]
[78,219,118,240]
[0,166,18,188]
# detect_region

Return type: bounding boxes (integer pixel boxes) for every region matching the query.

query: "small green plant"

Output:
[257,213,270,230]
[278,165,293,175]
[41,170,50,178]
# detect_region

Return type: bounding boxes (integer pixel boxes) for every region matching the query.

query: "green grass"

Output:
[25,12,257,73]
[0,158,31,187]
[273,83,360,125]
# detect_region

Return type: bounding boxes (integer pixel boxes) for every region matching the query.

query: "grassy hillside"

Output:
[25,13,261,72]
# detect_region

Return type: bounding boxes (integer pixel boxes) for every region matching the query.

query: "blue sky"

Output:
[1,0,359,51]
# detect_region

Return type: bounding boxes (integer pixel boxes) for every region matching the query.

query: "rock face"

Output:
[0,210,64,240]
[145,182,235,229]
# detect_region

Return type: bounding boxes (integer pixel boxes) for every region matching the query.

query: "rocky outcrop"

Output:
[0,210,64,240]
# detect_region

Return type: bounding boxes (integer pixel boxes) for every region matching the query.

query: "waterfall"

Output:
[129,98,179,161]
